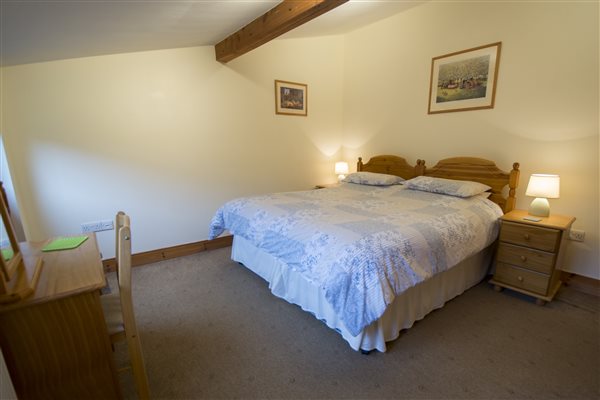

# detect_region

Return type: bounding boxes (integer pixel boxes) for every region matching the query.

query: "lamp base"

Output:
[528,197,550,217]
[337,174,346,182]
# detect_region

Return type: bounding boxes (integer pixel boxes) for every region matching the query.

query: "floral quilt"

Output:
[209,183,503,336]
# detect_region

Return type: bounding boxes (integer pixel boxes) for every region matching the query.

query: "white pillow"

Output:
[343,171,404,186]
[404,176,491,198]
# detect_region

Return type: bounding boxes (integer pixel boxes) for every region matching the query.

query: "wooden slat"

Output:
[113,217,150,400]
[215,0,348,63]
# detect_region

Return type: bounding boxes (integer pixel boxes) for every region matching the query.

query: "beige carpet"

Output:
[110,247,599,399]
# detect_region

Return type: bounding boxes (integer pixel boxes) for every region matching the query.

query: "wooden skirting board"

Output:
[102,235,233,273]
[103,235,600,299]
[560,271,600,297]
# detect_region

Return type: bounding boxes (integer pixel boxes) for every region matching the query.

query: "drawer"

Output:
[496,242,555,274]
[494,262,550,295]
[500,221,560,252]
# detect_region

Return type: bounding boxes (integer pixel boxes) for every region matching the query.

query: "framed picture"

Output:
[275,80,307,116]
[428,42,501,114]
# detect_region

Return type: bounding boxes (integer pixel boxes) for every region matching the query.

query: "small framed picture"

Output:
[428,42,501,114]
[275,80,307,116]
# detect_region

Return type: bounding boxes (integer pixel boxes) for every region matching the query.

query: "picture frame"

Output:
[275,80,307,116]
[428,42,501,114]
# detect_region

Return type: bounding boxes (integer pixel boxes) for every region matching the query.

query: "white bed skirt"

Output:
[231,235,492,352]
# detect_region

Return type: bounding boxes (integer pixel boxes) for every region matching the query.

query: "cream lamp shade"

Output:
[335,161,349,181]
[525,174,560,217]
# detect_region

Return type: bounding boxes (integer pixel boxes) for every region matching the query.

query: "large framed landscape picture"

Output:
[428,42,501,114]
[275,80,307,116]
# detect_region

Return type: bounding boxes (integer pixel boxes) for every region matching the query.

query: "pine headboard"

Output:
[357,155,520,213]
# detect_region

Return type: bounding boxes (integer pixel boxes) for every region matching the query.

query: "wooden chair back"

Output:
[114,211,150,399]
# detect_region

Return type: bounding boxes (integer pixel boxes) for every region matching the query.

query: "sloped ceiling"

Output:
[0,0,423,67]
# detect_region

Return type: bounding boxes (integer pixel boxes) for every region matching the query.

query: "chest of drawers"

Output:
[490,210,575,305]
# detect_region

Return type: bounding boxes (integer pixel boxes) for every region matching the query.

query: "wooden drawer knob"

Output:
[524,234,530,241]
[517,276,524,282]
[520,255,527,262]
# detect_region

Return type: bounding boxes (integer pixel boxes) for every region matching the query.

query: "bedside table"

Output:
[490,209,575,305]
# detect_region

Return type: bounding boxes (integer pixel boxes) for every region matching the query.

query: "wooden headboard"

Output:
[356,155,520,213]
[423,157,520,213]
[357,155,421,180]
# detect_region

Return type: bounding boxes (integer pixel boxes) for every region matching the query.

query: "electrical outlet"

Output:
[81,219,114,233]
[100,220,114,230]
[569,229,585,242]
[81,222,100,233]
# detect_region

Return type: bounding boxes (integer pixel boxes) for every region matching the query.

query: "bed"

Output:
[209,155,520,352]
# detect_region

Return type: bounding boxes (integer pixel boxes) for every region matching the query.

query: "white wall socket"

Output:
[569,229,585,242]
[81,219,114,233]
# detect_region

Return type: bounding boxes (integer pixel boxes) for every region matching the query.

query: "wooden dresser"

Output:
[0,235,121,399]
[490,209,575,305]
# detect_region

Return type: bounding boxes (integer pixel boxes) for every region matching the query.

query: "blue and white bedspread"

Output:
[209,183,503,336]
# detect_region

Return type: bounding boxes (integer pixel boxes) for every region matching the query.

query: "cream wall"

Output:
[1,1,598,279]
[0,36,345,259]
[342,1,599,278]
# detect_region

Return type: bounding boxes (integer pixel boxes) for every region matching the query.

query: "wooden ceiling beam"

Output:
[215,0,349,63]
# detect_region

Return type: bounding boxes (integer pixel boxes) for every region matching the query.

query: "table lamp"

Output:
[335,161,349,182]
[525,174,560,217]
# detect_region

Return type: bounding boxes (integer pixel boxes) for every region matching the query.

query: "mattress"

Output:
[209,183,503,347]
